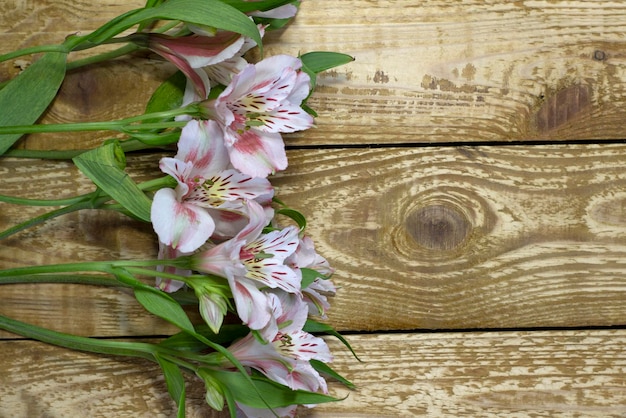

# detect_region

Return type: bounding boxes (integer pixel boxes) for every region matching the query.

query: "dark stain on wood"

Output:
[406,204,471,251]
[535,84,591,133]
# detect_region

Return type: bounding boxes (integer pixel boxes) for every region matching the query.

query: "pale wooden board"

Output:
[1,1,626,149]
[3,145,626,336]
[1,330,626,417]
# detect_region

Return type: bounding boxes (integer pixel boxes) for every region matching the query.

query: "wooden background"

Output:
[1,0,626,416]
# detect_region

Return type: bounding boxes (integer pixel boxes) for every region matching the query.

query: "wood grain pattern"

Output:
[2,330,626,417]
[266,0,626,144]
[2,144,626,335]
[2,1,626,417]
[2,1,626,149]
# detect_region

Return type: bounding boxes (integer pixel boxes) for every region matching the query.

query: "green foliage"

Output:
[208,369,342,409]
[155,354,187,418]
[0,52,67,155]
[144,71,187,123]
[72,142,152,222]
[72,0,263,51]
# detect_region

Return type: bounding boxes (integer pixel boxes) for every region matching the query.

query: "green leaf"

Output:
[81,0,262,51]
[159,324,249,351]
[310,359,355,390]
[304,319,362,362]
[300,51,355,74]
[135,287,196,333]
[275,207,307,230]
[208,370,342,408]
[0,52,67,155]
[155,354,186,417]
[301,268,324,289]
[144,71,186,123]
[72,142,152,222]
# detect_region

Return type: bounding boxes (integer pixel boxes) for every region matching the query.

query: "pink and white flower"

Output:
[205,54,314,178]
[132,31,246,98]
[223,289,332,393]
[151,120,272,253]
[192,200,301,329]
[286,235,336,317]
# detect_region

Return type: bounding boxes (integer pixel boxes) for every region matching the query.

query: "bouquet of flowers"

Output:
[0,1,356,416]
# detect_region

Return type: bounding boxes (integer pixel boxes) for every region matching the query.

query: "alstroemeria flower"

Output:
[192,200,301,329]
[205,54,314,178]
[151,120,272,253]
[286,235,336,317]
[131,31,245,97]
[223,291,332,393]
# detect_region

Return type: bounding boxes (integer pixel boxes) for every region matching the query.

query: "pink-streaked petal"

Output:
[151,188,215,253]
[150,33,243,68]
[177,120,229,176]
[286,71,312,105]
[245,261,301,294]
[278,331,332,363]
[258,102,314,133]
[229,277,272,329]
[204,56,248,86]
[208,207,250,241]
[186,169,273,208]
[233,199,269,244]
[248,226,300,260]
[159,157,193,194]
[226,129,287,178]
[217,64,257,110]
[176,77,208,122]
[255,54,302,76]
[249,4,298,19]
[283,361,328,393]
[193,239,245,279]
[155,48,210,98]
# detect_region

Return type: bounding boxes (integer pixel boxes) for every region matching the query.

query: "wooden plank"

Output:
[2,1,626,149]
[3,144,626,336]
[1,330,625,416]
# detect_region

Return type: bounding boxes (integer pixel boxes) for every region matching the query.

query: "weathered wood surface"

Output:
[2,1,626,148]
[2,0,626,417]
[4,145,626,336]
[2,331,626,417]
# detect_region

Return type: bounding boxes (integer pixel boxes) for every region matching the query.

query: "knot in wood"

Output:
[406,204,470,251]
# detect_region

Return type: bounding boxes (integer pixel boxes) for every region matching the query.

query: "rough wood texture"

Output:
[3,145,626,335]
[2,1,626,147]
[2,331,626,417]
[1,0,626,417]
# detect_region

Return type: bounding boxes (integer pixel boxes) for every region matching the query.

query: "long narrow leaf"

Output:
[155,354,187,417]
[135,288,196,333]
[304,319,361,362]
[82,0,261,50]
[72,142,152,222]
[209,370,342,408]
[300,51,355,74]
[0,52,67,155]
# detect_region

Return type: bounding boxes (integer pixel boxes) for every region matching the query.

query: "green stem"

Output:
[66,43,141,71]
[0,274,122,287]
[0,198,105,241]
[0,313,156,359]
[0,192,94,207]
[3,135,176,159]
[0,258,189,279]
[0,44,69,64]
[0,107,196,136]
